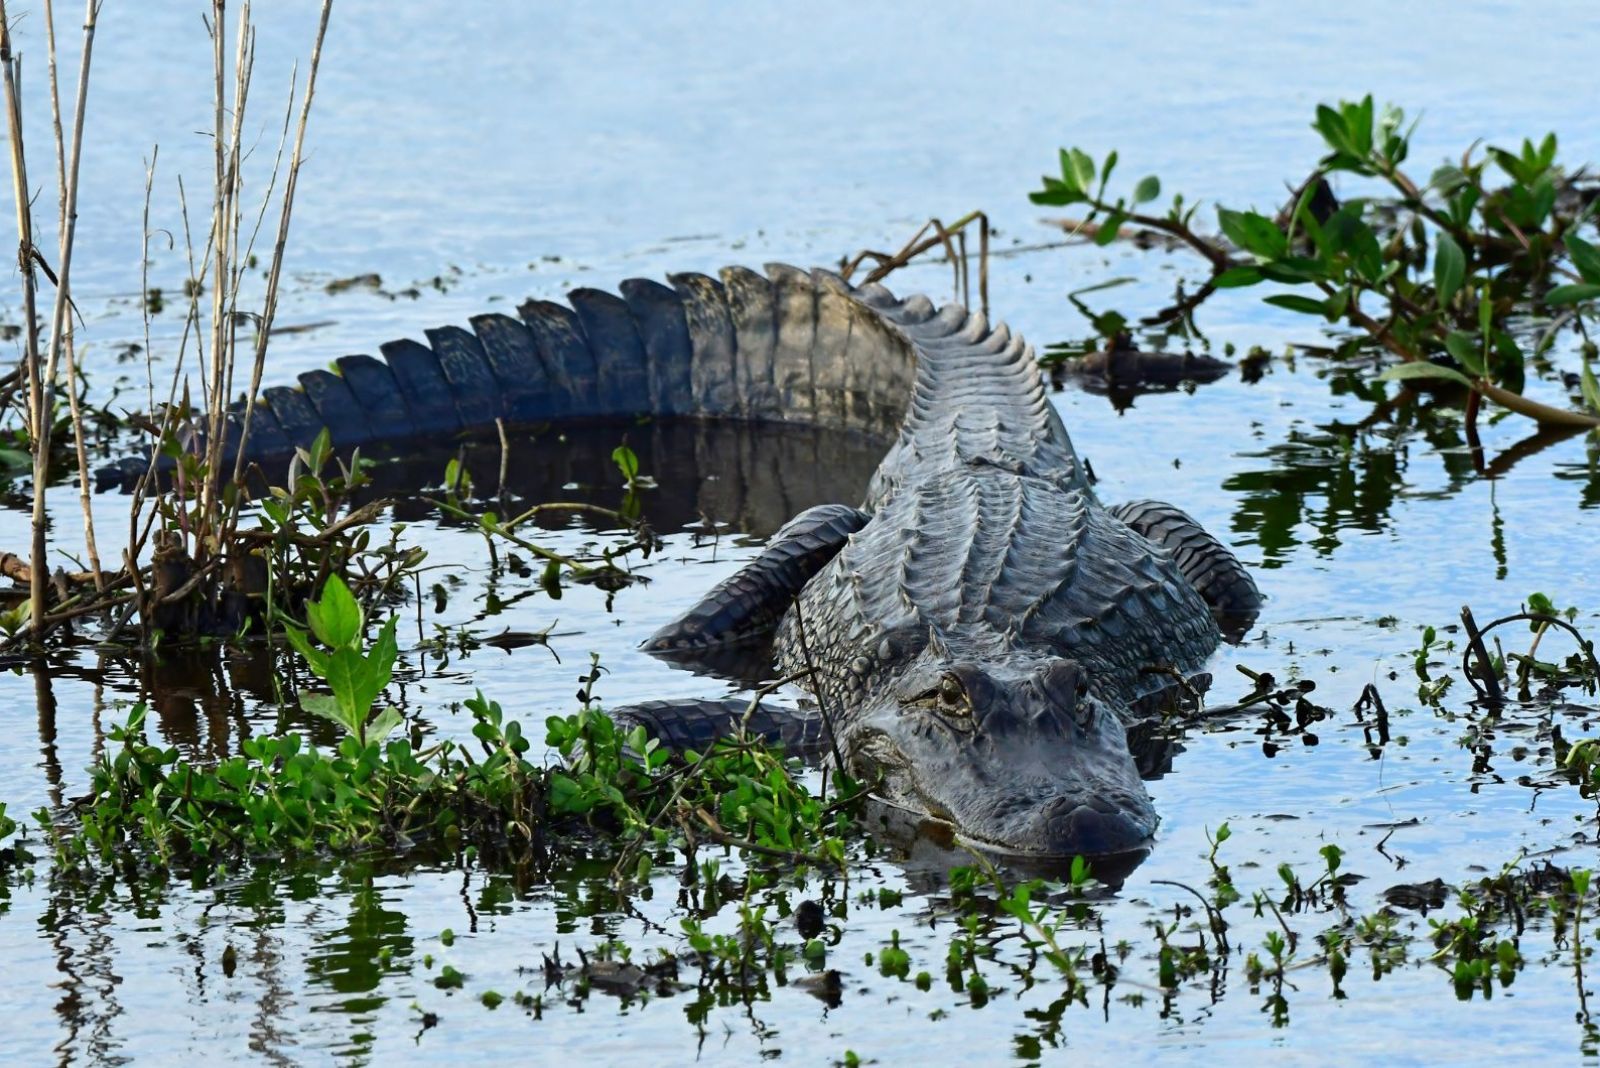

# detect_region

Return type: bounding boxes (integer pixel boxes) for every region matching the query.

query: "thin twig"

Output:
[231,0,333,483]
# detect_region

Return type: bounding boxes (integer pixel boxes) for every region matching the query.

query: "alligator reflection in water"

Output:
[360,418,891,541]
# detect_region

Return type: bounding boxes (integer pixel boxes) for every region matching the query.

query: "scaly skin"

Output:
[100,264,1259,855]
[769,285,1222,855]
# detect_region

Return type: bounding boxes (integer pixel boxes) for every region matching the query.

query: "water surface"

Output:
[3,2,1600,1064]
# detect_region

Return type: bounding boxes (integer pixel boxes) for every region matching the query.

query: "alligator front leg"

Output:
[1107,499,1262,640]
[643,503,868,652]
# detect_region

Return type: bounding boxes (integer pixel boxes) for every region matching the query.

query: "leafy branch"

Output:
[1034,96,1600,430]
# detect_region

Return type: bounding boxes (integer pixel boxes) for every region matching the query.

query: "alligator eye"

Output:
[938,674,970,714]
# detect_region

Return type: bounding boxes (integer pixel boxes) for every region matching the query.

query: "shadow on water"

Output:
[284,417,894,541]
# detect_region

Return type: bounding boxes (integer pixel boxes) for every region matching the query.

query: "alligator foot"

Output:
[1108,499,1261,641]
[642,503,868,653]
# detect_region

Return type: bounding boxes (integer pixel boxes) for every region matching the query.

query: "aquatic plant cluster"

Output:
[2,601,1599,1058]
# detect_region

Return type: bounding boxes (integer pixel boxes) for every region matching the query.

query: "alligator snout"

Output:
[1036,794,1152,856]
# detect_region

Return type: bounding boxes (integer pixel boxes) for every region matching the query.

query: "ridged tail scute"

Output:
[94,264,998,491]
[1107,499,1262,641]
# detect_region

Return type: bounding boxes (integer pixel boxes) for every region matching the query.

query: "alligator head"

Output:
[832,644,1157,857]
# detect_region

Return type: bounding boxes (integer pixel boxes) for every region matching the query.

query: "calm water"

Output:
[3,2,1600,1064]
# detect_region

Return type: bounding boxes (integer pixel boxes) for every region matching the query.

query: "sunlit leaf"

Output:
[1374,361,1475,387]
[1565,233,1600,285]
[1545,283,1600,306]
[1433,232,1466,308]
[307,574,362,650]
[1068,148,1097,197]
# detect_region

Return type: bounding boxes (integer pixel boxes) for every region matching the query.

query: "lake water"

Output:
[2,1,1600,1064]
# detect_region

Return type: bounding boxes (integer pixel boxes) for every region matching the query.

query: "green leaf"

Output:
[1581,358,1600,416]
[1217,208,1287,260]
[1057,149,1081,193]
[1313,104,1352,155]
[1443,331,1485,378]
[301,693,354,735]
[1546,283,1600,306]
[1488,146,1530,185]
[1447,186,1482,231]
[1478,293,1494,338]
[1212,266,1263,288]
[1029,176,1085,207]
[1132,175,1161,205]
[1347,95,1375,156]
[283,625,330,677]
[1068,148,1097,197]
[307,574,362,650]
[367,707,404,745]
[307,427,332,474]
[1094,209,1128,245]
[1429,164,1469,195]
[1538,132,1558,170]
[1099,149,1118,189]
[1433,232,1466,308]
[1565,233,1600,285]
[1375,361,1475,388]
[1258,258,1325,284]
[612,443,639,483]
[1263,294,1329,317]
[1492,331,1525,394]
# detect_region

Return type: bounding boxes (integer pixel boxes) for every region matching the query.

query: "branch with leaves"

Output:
[1033,96,1600,430]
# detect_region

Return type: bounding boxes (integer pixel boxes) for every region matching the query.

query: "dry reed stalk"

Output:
[0,0,104,633]
[0,4,50,630]
[231,0,333,482]
[44,0,106,590]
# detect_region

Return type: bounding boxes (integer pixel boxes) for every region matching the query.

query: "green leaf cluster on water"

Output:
[25,576,855,879]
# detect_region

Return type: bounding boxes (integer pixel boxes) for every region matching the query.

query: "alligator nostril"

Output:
[1039,795,1151,855]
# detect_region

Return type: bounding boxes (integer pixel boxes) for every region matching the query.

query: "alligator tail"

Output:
[98,265,937,490]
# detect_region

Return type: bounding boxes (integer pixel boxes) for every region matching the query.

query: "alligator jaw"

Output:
[831,653,1159,858]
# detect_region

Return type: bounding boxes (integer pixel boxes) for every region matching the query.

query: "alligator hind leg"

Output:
[1108,500,1261,640]
[610,698,826,755]
[644,503,869,652]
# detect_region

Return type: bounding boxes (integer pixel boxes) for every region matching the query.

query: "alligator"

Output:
[100,264,1261,857]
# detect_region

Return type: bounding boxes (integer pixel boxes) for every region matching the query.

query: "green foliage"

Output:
[612,443,640,486]
[38,608,854,882]
[1034,96,1600,427]
[284,575,403,747]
